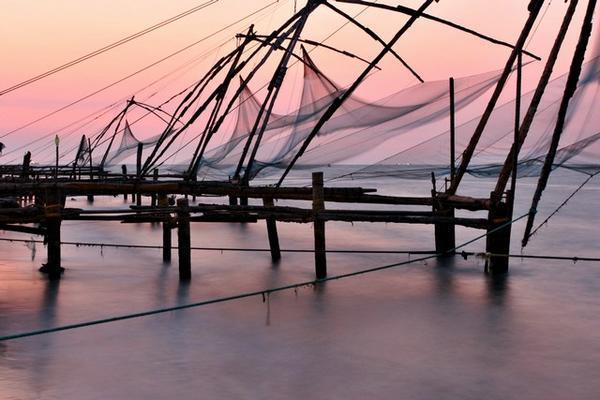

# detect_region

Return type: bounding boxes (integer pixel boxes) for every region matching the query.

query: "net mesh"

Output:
[186,49,507,179]
[341,56,600,180]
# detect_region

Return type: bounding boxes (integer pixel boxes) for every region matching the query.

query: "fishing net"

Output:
[104,120,172,167]
[341,56,600,180]
[185,49,507,179]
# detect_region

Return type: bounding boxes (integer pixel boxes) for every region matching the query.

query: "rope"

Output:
[0,212,529,342]
[459,251,600,263]
[525,171,599,242]
[0,1,280,139]
[0,236,435,254]
[3,236,598,262]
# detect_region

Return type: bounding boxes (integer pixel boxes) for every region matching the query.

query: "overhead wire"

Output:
[0,212,531,342]
[0,0,221,97]
[0,1,281,140]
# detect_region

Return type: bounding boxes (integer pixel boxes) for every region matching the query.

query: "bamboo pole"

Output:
[522,0,597,247]
[278,0,439,186]
[493,0,581,197]
[449,1,544,194]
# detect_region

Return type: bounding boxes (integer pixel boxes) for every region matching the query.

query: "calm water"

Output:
[1,170,600,399]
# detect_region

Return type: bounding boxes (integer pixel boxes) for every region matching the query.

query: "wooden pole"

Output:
[448,1,545,194]
[159,193,171,263]
[121,164,128,201]
[485,192,511,275]
[177,198,191,280]
[263,197,281,262]
[54,136,59,181]
[493,0,581,197]
[449,77,456,184]
[136,143,143,206]
[511,53,522,198]
[40,190,63,280]
[87,142,94,202]
[151,169,159,207]
[522,0,597,248]
[312,172,326,279]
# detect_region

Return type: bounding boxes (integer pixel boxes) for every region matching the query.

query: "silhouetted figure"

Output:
[22,151,32,180]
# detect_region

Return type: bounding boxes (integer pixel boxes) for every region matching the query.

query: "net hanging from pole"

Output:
[173,49,509,180]
[338,56,600,181]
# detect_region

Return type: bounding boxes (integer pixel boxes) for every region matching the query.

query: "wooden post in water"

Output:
[312,172,326,279]
[433,79,457,255]
[136,143,143,206]
[41,190,63,280]
[87,143,94,202]
[159,193,171,263]
[263,197,281,262]
[485,191,511,275]
[122,165,128,201]
[177,198,191,280]
[151,169,159,207]
[449,77,456,183]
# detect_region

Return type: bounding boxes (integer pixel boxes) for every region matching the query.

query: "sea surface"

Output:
[1,169,599,399]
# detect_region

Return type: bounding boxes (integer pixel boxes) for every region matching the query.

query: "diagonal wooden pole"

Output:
[493,0,581,197]
[522,0,597,247]
[448,0,545,194]
[277,0,439,187]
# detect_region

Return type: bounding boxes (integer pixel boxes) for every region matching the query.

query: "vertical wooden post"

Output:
[177,198,191,280]
[54,136,59,181]
[136,143,143,206]
[485,192,511,275]
[510,52,523,207]
[312,172,326,279]
[449,77,456,184]
[122,164,128,201]
[41,190,63,280]
[158,194,171,263]
[87,145,94,202]
[151,169,159,207]
[263,197,281,262]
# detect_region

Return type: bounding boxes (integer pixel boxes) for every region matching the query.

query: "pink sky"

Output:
[0,0,596,162]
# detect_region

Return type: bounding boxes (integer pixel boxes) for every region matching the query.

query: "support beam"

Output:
[40,190,63,280]
[263,197,281,262]
[485,192,512,275]
[278,0,439,186]
[158,194,172,263]
[122,164,128,200]
[493,0,581,196]
[522,0,597,247]
[434,206,456,255]
[177,198,191,280]
[449,1,544,194]
[151,169,159,207]
[449,77,456,184]
[312,172,327,279]
[136,143,143,206]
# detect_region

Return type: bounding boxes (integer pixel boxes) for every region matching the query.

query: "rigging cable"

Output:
[0,0,220,97]
[0,1,281,140]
